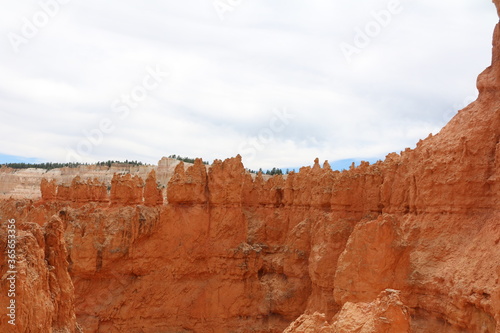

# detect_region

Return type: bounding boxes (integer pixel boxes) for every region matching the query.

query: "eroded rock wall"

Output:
[0,216,79,333]
[0,164,156,200]
[0,3,499,333]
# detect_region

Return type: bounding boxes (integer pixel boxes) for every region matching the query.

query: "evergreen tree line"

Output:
[96,160,144,167]
[247,168,290,175]
[1,160,145,170]
[1,162,84,170]
[168,154,209,165]
[2,159,287,175]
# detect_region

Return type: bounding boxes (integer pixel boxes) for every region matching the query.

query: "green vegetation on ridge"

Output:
[168,154,209,165]
[1,160,145,170]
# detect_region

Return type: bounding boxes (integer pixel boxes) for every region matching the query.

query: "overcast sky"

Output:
[0,0,497,170]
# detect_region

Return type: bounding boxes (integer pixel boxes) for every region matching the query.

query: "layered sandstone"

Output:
[0,2,500,333]
[0,216,80,332]
[0,158,188,200]
[284,290,410,333]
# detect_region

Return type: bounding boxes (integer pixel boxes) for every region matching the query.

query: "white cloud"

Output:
[0,0,497,170]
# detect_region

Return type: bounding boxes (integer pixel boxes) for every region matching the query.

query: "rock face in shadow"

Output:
[1,3,500,333]
[0,217,80,333]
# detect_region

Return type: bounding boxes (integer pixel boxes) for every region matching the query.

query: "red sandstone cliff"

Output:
[1,2,500,333]
[0,216,80,332]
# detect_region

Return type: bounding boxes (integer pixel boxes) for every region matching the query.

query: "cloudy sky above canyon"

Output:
[0,0,497,170]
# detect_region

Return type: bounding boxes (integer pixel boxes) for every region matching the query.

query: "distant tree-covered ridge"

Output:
[247,168,290,175]
[263,167,287,175]
[1,160,145,170]
[167,154,209,165]
[96,160,144,167]
[1,158,288,176]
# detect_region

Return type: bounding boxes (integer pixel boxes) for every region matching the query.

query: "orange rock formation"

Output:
[1,2,500,332]
[0,216,79,332]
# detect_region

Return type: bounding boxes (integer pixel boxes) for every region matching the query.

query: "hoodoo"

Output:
[1,2,500,332]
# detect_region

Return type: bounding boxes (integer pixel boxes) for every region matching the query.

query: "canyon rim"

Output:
[1,1,500,332]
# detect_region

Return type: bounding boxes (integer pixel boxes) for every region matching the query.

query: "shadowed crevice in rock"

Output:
[1,2,500,333]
